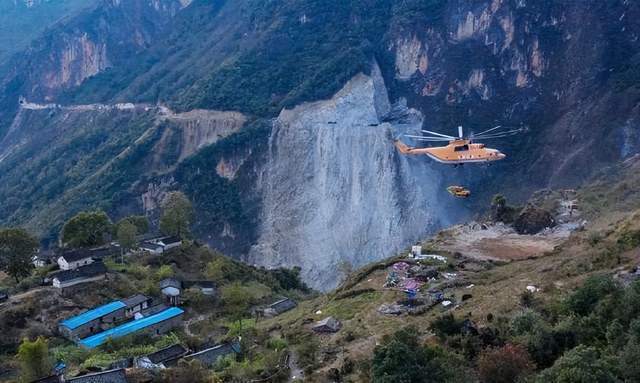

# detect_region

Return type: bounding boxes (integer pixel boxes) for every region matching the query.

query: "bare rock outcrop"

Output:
[249,63,451,290]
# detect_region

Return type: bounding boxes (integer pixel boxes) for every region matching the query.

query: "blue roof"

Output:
[61,301,126,330]
[79,307,184,348]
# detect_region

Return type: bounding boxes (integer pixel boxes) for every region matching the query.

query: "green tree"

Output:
[61,210,112,248]
[117,215,149,235]
[206,256,231,282]
[619,337,640,382]
[372,326,462,383]
[159,192,194,238]
[221,282,255,333]
[536,345,617,383]
[17,337,52,382]
[566,275,620,316]
[509,310,563,368]
[0,228,38,283]
[156,265,175,280]
[116,220,137,262]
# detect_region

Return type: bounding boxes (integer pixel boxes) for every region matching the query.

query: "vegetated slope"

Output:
[0,102,254,246]
[0,0,97,66]
[63,0,394,115]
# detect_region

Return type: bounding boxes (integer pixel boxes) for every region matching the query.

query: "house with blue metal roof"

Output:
[79,307,184,349]
[59,301,127,341]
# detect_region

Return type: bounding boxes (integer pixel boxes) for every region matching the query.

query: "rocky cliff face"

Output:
[249,64,454,289]
[385,0,640,194]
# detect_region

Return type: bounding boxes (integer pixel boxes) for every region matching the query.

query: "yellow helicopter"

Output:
[395,125,522,165]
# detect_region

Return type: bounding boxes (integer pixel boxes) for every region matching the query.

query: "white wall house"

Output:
[140,236,182,255]
[58,254,94,270]
[52,262,107,289]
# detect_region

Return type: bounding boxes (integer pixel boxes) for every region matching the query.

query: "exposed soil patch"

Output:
[434,222,578,261]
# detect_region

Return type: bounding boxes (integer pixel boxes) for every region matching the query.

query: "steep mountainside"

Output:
[0,0,186,134]
[0,0,639,287]
[0,0,97,66]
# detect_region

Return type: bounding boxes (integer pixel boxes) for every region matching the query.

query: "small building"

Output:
[79,307,185,348]
[52,262,108,289]
[123,294,152,318]
[139,242,164,255]
[33,249,56,268]
[262,298,297,318]
[136,344,188,368]
[183,341,241,367]
[57,250,94,271]
[140,236,182,255]
[157,236,182,251]
[160,278,182,306]
[65,368,128,383]
[185,280,217,296]
[59,300,127,341]
[312,316,341,333]
[411,245,422,257]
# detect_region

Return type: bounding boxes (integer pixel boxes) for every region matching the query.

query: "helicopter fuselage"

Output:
[395,139,506,164]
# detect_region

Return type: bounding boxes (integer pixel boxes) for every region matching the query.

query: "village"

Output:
[0,192,335,382]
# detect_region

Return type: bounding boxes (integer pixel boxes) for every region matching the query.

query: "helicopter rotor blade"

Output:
[473,125,503,137]
[473,129,524,140]
[421,129,456,139]
[404,134,452,142]
[474,128,523,137]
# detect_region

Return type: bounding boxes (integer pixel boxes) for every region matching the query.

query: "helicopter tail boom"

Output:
[394,139,414,154]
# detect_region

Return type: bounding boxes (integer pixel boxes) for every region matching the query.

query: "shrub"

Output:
[619,337,640,382]
[519,290,536,308]
[535,346,617,383]
[430,313,465,340]
[17,337,52,382]
[565,275,620,316]
[371,326,468,383]
[477,343,535,383]
[267,337,288,351]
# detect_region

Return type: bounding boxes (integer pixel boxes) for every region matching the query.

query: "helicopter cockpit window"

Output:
[454,145,469,152]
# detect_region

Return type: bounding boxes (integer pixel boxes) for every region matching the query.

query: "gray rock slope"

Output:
[250,64,453,290]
